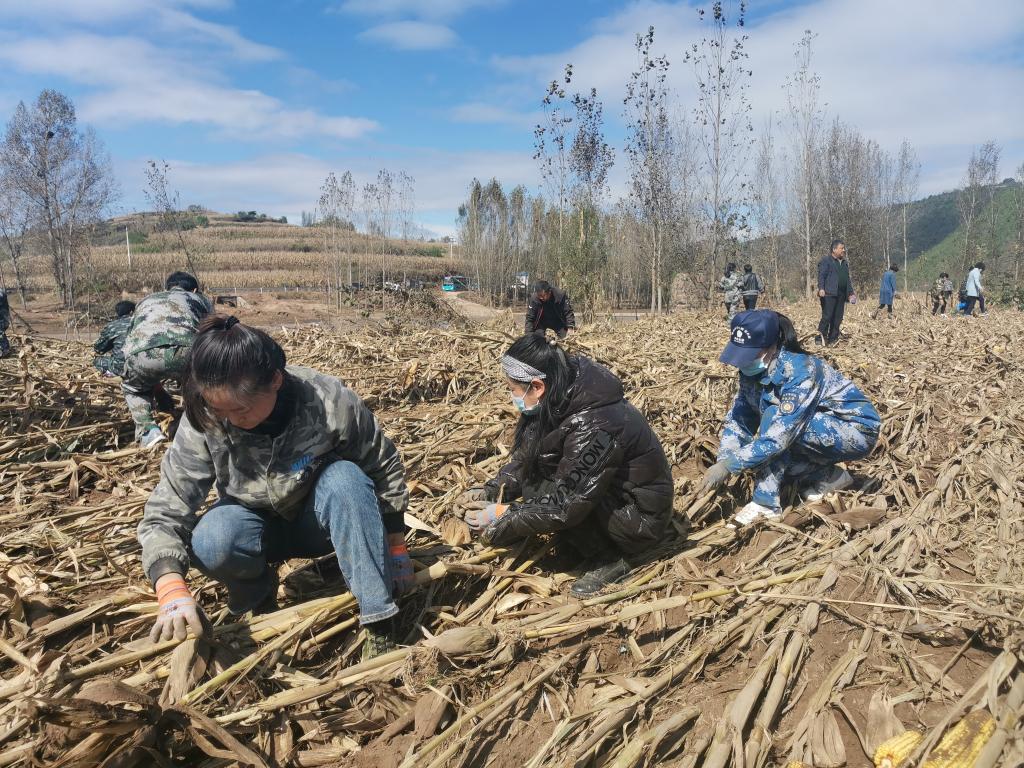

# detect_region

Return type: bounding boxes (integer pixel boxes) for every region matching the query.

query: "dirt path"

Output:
[437,290,507,322]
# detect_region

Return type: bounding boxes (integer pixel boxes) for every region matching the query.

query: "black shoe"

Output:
[571,558,631,597]
[228,570,279,616]
[362,616,399,661]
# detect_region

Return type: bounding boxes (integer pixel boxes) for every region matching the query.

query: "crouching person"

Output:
[701,310,880,528]
[137,316,413,660]
[460,333,674,596]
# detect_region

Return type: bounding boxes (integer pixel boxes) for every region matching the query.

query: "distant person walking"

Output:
[525,281,576,338]
[816,239,857,346]
[930,273,954,315]
[0,288,10,359]
[741,264,765,310]
[871,265,898,319]
[718,263,744,320]
[964,262,986,316]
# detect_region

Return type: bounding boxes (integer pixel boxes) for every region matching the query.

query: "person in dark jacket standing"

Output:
[871,265,898,319]
[459,333,674,596]
[525,281,576,338]
[741,264,764,310]
[0,288,10,359]
[816,239,857,345]
[93,300,136,376]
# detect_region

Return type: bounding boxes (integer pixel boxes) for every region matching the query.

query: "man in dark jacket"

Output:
[0,289,10,358]
[525,281,576,338]
[816,239,857,345]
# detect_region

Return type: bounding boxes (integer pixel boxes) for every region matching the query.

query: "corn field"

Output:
[0,300,1022,766]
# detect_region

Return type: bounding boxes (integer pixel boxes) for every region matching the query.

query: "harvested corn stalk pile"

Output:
[1,303,1023,767]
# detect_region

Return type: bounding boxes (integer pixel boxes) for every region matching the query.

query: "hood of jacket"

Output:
[562,356,624,416]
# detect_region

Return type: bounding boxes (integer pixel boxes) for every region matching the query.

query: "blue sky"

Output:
[0,0,1022,238]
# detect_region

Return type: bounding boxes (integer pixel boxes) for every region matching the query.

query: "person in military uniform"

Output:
[457,332,673,596]
[93,300,136,376]
[121,272,212,448]
[0,288,11,359]
[137,315,413,660]
[930,272,954,316]
[718,262,744,320]
[700,310,880,528]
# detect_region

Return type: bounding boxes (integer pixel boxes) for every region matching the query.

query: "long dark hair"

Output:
[184,315,287,432]
[505,333,576,484]
[775,312,806,354]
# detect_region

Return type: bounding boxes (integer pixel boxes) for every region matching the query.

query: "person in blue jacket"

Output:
[700,310,881,528]
[872,265,898,319]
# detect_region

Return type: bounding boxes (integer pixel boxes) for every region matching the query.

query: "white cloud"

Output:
[360,21,458,50]
[336,0,505,20]
[0,34,376,141]
[450,102,539,128]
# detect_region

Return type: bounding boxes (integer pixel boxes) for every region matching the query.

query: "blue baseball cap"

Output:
[719,310,780,367]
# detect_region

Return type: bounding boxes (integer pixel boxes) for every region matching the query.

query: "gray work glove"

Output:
[700,461,732,493]
[458,486,490,513]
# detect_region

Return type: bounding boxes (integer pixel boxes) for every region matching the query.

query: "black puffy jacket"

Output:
[482,356,674,554]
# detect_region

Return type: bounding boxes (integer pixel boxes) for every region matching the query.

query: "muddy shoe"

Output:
[362,617,399,662]
[801,467,853,502]
[571,558,631,597]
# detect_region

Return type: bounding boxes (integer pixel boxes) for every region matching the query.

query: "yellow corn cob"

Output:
[922,710,995,768]
[874,730,924,768]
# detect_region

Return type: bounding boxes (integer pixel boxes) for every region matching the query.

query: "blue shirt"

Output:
[717,350,881,472]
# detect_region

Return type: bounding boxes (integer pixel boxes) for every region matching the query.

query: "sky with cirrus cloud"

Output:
[0,0,1020,239]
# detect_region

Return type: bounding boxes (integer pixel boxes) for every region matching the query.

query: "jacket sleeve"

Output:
[484,455,524,502]
[716,380,762,464]
[482,426,624,545]
[93,322,116,354]
[720,358,825,472]
[524,298,537,333]
[137,415,216,582]
[561,293,576,329]
[333,388,409,530]
[817,259,828,292]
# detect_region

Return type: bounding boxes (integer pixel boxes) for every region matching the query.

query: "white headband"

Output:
[501,355,546,383]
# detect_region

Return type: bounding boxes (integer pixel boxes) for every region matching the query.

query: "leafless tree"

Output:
[1012,162,1024,288]
[893,140,920,291]
[0,183,31,306]
[0,89,116,308]
[751,118,785,300]
[145,160,208,286]
[958,141,999,273]
[534,64,574,250]
[375,170,394,289]
[784,31,823,298]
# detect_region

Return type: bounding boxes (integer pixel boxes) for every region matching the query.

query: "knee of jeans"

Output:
[316,460,374,497]
[191,514,260,577]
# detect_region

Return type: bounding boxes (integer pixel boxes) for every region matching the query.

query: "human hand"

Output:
[458,486,490,513]
[464,503,508,532]
[149,574,210,644]
[850,294,858,304]
[700,462,731,492]
[817,289,826,298]
[388,534,415,595]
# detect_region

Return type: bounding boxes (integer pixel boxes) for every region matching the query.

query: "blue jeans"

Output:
[751,412,876,508]
[190,460,398,624]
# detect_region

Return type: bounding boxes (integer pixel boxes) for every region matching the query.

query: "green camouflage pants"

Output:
[93,354,125,377]
[121,345,189,440]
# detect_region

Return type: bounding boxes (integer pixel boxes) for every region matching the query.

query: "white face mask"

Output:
[512,393,540,415]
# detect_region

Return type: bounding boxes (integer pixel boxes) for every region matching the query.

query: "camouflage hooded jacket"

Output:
[124,286,213,357]
[93,315,133,369]
[137,366,409,581]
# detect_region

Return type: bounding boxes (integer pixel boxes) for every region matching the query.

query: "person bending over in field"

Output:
[121,271,212,448]
[137,316,414,660]
[93,300,136,377]
[700,310,881,528]
[458,332,674,596]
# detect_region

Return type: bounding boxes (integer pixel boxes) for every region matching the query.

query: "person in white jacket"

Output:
[964,262,986,317]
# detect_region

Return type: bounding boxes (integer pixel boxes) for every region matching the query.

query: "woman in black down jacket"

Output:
[460,333,674,595]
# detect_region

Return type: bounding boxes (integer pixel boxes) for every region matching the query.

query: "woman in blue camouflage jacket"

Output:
[700,310,881,528]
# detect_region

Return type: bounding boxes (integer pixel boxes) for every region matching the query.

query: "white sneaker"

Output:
[140,428,167,450]
[801,468,853,502]
[726,502,781,529]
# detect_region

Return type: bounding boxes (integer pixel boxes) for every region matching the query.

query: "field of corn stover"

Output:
[0,302,1022,768]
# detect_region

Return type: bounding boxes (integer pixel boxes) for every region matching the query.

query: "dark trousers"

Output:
[743,296,758,310]
[817,296,846,344]
[932,295,948,315]
[964,296,985,316]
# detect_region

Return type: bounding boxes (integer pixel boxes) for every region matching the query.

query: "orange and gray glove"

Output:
[464,503,508,532]
[149,573,210,643]
[389,534,415,595]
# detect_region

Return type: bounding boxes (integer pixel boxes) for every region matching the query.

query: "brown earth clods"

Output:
[0,299,1022,767]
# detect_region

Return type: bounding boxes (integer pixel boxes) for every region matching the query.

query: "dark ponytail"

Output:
[505,332,576,484]
[184,315,287,432]
[775,312,806,354]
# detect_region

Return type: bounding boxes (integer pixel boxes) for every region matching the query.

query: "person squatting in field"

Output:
[137,316,413,660]
[525,280,577,338]
[700,310,881,528]
[121,271,212,448]
[93,300,136,377]
[458,332,674,596]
